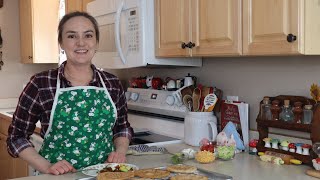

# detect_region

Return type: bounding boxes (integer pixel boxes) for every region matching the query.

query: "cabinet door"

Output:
[20,0,60,63]
[0,134,28,179]
[65,0,83,13]
[19,0,33,63]
[155,0,191,57]
[65,0,93,13]
[191,0,242,56]
[243,0,303,55]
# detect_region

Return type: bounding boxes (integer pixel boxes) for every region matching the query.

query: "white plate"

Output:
[82,163,139,177]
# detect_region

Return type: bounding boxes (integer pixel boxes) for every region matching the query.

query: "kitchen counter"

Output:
[10,143,318,180]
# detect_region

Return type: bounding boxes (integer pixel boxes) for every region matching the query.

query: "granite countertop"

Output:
[10,143,317,180]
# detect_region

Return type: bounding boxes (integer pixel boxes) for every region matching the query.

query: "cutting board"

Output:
[306,169,320,178]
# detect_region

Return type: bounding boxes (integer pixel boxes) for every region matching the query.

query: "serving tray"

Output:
[134,166,233,180]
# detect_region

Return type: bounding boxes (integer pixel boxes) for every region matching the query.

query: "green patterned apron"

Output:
[38,72,117,169]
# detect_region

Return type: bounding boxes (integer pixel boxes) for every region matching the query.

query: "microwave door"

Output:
[115,1,127,65]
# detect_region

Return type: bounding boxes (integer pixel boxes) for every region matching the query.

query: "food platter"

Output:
[81,163,139,177]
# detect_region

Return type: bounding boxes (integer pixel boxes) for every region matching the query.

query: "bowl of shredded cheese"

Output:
[195,150,215,163]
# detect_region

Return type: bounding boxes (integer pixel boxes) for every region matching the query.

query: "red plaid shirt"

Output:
[7,62,133,157]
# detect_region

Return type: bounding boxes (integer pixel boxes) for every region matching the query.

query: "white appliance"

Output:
[87,0,202,69]
[126,88,187,143]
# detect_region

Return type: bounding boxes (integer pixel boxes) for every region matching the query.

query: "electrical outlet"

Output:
[227,96,239,101]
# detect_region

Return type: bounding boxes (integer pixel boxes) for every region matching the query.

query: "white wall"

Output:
[0,0,56,99]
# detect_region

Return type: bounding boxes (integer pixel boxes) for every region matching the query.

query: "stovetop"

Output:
[131,128,181,145]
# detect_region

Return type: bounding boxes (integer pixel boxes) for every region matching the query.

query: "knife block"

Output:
[256,95,320,165]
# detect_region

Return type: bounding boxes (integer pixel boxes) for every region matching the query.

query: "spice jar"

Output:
[270,100,281,121]
[293,101,303,123]
[280,100,294,123]
[302,105,313,124]
[260,97,272,120]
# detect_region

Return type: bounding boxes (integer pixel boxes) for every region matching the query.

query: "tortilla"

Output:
[134,168,170,179]
[96,171,134,180]
[166,164,197,174]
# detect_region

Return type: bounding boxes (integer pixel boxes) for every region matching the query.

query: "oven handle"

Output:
[115,1,127,65]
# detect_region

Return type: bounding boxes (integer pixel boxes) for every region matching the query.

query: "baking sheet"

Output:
[134,166,232,180]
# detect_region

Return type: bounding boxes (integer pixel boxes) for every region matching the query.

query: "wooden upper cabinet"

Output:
[191,0,241,56]
[243,0,320,55]
[19,0,60,63]
[65,0,94,13]
[155,0,241,57]
[155,0,190,57]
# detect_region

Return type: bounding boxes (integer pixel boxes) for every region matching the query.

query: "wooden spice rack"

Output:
[256,95,320,166]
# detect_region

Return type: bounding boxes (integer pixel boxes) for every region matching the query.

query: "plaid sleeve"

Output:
[112,78,133,141]
[7,75,42,157]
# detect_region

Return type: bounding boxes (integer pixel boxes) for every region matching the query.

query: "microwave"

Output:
[87,0,202,69]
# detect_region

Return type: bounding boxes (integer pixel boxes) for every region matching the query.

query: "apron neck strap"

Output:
[56,69,107,89]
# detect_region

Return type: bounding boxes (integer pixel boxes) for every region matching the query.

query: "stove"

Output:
[126,88,187,145]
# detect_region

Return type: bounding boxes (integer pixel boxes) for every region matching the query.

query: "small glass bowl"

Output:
[312,159,320,170]
[216,145,235,160]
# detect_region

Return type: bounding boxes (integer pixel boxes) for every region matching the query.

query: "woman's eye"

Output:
[67,34,76,39]
[85,34,93,38]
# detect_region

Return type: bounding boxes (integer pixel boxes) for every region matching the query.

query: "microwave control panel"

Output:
[127,8,139,53]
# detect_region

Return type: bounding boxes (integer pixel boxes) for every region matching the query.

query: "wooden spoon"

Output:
[192,87,201,112]
[200,86,210,112]
[183,94,193,111]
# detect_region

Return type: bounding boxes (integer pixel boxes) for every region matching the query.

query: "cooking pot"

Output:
[184,112,218,146]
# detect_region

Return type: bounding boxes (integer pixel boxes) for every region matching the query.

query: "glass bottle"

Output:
[293,101,303,123]
[302,105,313,124]
[260,97,272,120]
[270,100,281,121]
[280,100,294,123]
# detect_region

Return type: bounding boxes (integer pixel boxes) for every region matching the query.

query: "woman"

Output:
[7,11,133,175]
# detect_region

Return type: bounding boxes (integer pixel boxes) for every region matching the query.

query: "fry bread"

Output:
[166,164,197,174]
[96,171,134,180]
[134,168,170,179]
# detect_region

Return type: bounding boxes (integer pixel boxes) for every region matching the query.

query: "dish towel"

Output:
[127,144,167,155]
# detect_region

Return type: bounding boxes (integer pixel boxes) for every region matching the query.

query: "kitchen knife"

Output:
[197,167,233,180]
[75,177,96,180]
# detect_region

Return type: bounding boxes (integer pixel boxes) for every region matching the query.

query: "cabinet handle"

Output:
[287,34,297,43]
[28,56,32,59]
[181,42,195,49]
[181,42,188,49]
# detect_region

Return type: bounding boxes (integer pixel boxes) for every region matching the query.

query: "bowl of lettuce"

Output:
[217,145,235,160]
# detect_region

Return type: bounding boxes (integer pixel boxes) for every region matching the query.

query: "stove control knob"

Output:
[166,95,175,106]
[130,92,139,101]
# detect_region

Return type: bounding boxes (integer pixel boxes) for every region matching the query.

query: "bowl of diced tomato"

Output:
[312,158,320,170]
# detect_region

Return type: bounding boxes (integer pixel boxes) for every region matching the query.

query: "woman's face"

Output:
[60,16,98,65]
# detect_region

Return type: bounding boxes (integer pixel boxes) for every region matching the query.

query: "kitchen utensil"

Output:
[204,94,218,112]
[192,87,201,112]
[183,94,193,111]
[200,86,211,111]
[184,112,218,146]
[180,85,194,98]
[75,177,96,180]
